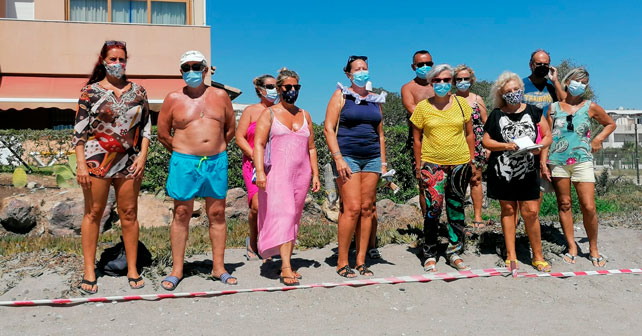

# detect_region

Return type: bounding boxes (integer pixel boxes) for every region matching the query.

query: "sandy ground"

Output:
[0,223,641,336]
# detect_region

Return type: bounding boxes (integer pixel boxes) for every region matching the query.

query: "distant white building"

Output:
[233,103,251,122]
[604,109,642,148]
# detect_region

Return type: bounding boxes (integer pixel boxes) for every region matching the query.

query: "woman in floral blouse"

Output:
[72,40,151,294]
[454,64,488,229]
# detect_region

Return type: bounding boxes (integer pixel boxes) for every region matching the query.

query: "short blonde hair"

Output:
[491,71,524,109]
[453,64,476,84]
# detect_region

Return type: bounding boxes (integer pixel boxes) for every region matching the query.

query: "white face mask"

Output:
[104,61,125,79]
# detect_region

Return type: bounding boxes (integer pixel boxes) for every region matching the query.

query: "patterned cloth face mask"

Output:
[103,62,125,79]
[502,90,524,105]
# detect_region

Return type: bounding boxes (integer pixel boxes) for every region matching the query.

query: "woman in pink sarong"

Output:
[253,68,320,285]
[235,74,277,261]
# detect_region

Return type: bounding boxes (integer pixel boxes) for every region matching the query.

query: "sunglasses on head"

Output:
[566,115,574,131]
[281,84,301,91]
[455,77,471,82]
[180,63,206,72]
[415,61,433,68]
[262,84,276,90]
[347,55,368,63]
[431,78,452,83]
[105,40,126,47]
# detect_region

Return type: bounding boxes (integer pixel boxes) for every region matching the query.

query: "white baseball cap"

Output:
[180,50,208,67]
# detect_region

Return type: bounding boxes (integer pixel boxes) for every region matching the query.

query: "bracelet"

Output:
[332,151,342,157]
[381,162,388,167]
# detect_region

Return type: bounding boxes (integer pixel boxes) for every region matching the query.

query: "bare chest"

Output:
[171,98,224,129]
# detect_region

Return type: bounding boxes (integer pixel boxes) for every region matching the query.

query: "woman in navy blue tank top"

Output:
[324,55,388,278]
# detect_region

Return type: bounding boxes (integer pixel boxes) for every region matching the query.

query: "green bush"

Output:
[539,185,619,216]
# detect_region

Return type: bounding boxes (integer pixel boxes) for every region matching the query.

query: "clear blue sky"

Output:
[206,0,642,122]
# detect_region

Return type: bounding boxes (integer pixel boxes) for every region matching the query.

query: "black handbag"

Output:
[97,236,152,276]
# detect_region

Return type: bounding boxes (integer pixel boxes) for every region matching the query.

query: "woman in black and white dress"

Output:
[482,71,552,272]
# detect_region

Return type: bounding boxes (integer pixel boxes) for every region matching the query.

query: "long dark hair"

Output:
[87,42,128,85]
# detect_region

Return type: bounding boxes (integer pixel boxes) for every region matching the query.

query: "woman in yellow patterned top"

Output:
[410,64,475,272]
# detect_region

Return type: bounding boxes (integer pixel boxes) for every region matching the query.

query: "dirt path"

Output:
[0,224,641,335]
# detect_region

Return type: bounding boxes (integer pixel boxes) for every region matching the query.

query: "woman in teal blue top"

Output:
[541,67,615,268]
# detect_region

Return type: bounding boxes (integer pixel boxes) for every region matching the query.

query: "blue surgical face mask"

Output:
[351,70,370,88]
[433,82,451,97]
[456,80,471,92]
[567,80,587,97]
[182,70,203,88]
[264,88,279,102]
[415,66,431,79]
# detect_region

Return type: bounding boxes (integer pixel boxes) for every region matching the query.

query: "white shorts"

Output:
[550,161,595,183]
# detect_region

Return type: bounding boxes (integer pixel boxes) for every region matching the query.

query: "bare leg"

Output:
[336,174,362,277]
[520,200,546,265]
[161,199,193,290]
[248,194,259,257]
[574,182,602,261]
[112,178,144,288]
[368,213,378,249]
[80,177,112,293]
[279,241,297,284]
[499,201,518,261]
[206,197,236,284]
[469,165,484,224]
[355,172,378,268]
[553,177,576,258]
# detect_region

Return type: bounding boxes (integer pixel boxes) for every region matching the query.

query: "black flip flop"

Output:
[79,279,97,295]
[128,276,145,290]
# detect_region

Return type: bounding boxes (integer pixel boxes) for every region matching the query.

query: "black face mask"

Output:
[282,89,299,104]
[533,65,549,78]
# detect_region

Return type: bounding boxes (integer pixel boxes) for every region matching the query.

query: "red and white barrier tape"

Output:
[0,267,639,307]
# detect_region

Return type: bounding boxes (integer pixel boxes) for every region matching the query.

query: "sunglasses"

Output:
[347,55,368,63]
[105,40,126,47]
[180,63,206,72]
[415,61,434,68]
[281,84,301,91]
[431,78,452,83]
[566,115,574,131]
[455,77,471,82]
[263,84,276,90]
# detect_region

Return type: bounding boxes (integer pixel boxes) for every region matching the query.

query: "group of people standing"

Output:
[73,40,615,294]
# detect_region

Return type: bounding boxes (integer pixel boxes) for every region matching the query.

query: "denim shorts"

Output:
[332,155,381,176]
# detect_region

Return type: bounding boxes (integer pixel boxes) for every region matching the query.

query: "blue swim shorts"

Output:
[166,151,228,201]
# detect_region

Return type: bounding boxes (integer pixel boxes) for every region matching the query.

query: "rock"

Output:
[303,195,322,217]
[192,201,203,217]
[48,187,116,235]
[323,163,338,204]
[406,195,420,209]
[137,193,173,228]
[0,197,37,233]
[321,199,339,223]
[376,199,421,229]
[26,182,38,189]
[225,188,249,219]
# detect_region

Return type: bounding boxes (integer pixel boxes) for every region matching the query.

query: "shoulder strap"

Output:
[335,93,346,135]
[453,96,467,132]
